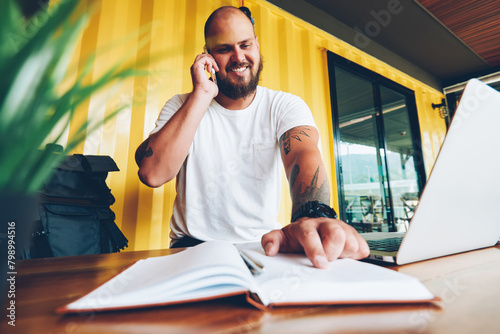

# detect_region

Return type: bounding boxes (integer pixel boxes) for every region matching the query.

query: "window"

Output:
[327,52,426,233]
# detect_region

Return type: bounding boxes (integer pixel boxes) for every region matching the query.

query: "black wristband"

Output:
[291,201,338,222]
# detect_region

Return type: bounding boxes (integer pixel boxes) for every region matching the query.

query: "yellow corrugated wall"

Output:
[61,0,446,251]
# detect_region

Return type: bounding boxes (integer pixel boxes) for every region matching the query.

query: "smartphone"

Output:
[203,46,217,85]
[210,67,217,85]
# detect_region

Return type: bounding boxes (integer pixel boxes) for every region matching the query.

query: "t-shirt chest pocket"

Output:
[252,141,277,179]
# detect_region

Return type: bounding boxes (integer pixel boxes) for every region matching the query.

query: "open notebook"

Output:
[57,241,436,313]
[363,79,500,264]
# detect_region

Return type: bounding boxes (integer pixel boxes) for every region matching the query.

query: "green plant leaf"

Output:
[0,0,152,193]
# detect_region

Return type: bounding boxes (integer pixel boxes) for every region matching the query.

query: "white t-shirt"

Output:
[151,86,317,244]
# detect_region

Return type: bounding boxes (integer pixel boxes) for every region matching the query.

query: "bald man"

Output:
[136,6,369,268]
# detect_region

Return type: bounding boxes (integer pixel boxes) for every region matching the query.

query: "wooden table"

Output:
[2,244,500,334]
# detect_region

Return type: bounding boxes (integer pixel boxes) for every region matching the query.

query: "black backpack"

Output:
[24,154,128,258]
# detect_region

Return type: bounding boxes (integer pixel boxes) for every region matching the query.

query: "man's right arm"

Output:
[136,53,219,188]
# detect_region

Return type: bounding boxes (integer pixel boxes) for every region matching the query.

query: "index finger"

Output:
[291,221,330,269]
[199,52,219,72]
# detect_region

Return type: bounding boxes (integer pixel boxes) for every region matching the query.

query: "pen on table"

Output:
[239,250,265,275]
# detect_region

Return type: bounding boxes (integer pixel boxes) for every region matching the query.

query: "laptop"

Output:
[361,79,500,265]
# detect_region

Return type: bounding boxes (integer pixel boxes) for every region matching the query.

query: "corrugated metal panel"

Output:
[60,0,446,251]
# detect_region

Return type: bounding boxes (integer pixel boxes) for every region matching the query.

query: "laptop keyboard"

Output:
[366,236,404,252]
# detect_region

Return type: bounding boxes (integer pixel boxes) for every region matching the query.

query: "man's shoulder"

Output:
[157,93,191,118]
[171,92,190,102]
[257,86,302,102]
[258,85,290,96]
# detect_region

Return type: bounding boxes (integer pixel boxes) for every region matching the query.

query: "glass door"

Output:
[380,86,421,232]
[334,67,391,232]
[328,52,425,233]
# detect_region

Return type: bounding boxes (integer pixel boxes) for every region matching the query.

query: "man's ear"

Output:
[256,36,260,50]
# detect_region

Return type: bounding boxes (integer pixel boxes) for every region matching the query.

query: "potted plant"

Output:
[0,0,146,299]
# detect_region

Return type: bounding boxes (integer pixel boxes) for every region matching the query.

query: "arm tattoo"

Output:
[290,164,300,189]
[144,147,153,158]
[136,138,153,164]
[279,126,312,155]
[290,165,329,213]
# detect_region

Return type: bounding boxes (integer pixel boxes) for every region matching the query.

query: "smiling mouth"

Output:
[231,67,247,72]
[228,64,251,73]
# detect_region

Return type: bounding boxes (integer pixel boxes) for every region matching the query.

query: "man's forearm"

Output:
[289,159,330,215]
[279,126,330,216]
